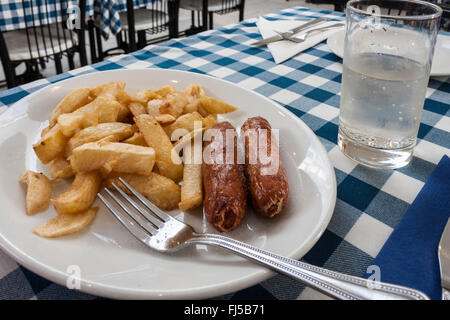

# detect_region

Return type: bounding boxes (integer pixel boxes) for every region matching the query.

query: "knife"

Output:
[438,218,450,300]
[273,22,345,44]
[251,17,327,46]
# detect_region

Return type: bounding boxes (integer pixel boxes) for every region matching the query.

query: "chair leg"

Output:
[88,20,98,63]
[137,30,146,49]
[39,58,46,69]
[68,52,75,70]
[202,0,208,31]
[191,11,195,28]
[0,32,17,88]
[4,63,17,89]
[22,60,42,85]
[168,0,179,38]
[116,33,125,51]
[209,12,213,30]
[54,54,63,74]
[239,2,245,21]
[95,26,104,61]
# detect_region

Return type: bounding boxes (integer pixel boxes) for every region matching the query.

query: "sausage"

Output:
[202,122,247,232]
[241,117,289,218]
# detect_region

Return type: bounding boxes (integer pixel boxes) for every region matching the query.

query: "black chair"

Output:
[305,0,348,12]
[91,0,180,61]
[180,0,246,35]
[437,2,450,31]
[306,0,450,20]
[0,0,88,89]
[377,1,450,31]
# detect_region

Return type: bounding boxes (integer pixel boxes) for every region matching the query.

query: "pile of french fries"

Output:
[20,81,237,238]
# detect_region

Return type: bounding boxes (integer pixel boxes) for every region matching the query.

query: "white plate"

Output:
[326,29,450,77]
[0,69,336,299]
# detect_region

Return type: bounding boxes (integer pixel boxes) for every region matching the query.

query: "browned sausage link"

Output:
[241,117,289,218]
[202,122,247,232]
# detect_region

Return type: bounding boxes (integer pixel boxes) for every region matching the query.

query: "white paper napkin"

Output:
[256,17,345,64]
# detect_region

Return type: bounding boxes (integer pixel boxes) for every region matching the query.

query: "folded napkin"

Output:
[364,155,450,300]
[256,17,344,64]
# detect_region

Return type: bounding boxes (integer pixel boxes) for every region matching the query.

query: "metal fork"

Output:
[274,22,345,43]
[98,177,429,300]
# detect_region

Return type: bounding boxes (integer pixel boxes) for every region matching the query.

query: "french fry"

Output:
[122,132,147,146]
[96,96,122,123]
[182,84,205,114]
[202,114,217,129]
[97,135,121,144]
[183,99,200,114]
[155,85,175,97]
[135,89,161,102]
[40,125,51,137]
[159,92,188,118]
[147,99,164,116]
[92,81,139,117]
[155,114,176,126]
[118,91,146,105]
[57,110,98,137]
[130,102,174,125]
[49,87,92,127]
[49,157,75,179]
[65,122,135,157]
[33,207,98,238]
[135,115,183,182]
[91,81,126,98]
[19,171,52,215]
[183,84,205,99]
[173,128,204,155]
[163,111,203,138]
[116,103,131,122]
[33,124,69,164]
[106,172,181,211]
[179,144,202,211]
[70,141,155,176]
[51,171,101,215]
[197,104,209,117]
[57,95,121,137]
[199,96,237,114]
[128,102,147,117]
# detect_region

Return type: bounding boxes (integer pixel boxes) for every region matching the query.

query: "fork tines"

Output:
[97,178,171,238]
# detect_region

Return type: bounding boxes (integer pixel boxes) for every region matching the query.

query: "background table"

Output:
[0,0,158,37]
[0,6,449,300]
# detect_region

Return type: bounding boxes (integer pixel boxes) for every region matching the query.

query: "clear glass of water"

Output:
[338,0,442,169]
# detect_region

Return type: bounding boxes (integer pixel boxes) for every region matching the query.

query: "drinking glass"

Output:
[338,0,442,169]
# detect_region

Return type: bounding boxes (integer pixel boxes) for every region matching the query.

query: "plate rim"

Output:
[0,69,337,299]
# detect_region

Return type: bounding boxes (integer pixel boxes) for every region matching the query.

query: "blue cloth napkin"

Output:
[364,155,450,300]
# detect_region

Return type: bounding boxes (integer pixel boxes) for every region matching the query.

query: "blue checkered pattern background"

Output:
[0,0,80,31]
[0,0,159,37]
[94,0,162,38]
[0,6,449,300]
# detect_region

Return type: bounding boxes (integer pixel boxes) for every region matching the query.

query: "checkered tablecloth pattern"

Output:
[0,0,91,32]
[0,6,449,300]
[0,0,159,37]
[94,0,162,38]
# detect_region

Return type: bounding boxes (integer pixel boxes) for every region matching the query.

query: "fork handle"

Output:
[189,233,429,300]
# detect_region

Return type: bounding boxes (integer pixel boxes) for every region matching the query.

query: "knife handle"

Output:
[192,233,430,300]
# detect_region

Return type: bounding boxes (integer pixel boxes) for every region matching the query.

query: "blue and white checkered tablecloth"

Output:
[0,0,159,37]
[0,6,449,300]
